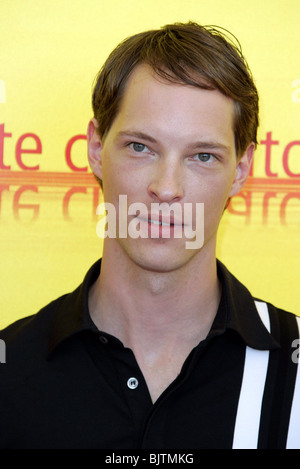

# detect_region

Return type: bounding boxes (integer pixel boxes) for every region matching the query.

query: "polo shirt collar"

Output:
[47,260,101,357]
[216,260,279,350]
[47,258,279,357]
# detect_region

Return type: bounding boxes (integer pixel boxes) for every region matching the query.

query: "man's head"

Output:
[87,22,258,271]
[92,21,259,159]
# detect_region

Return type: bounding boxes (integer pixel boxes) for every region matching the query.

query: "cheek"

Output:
[102,157,147,208]
[192,173,233,204]
[102,156,126,195]
[191,174,234,223]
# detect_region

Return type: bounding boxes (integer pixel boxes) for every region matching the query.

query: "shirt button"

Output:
[127,377,139,389]
[99,335,108,344]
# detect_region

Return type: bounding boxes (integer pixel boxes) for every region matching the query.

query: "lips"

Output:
[145,214,183,227]
[131,214,185,240]
[148,219,174,226]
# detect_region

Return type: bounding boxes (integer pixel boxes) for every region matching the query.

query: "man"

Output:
[1,22,299,449]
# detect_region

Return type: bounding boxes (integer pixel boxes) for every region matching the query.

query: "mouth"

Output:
[148,219,175,227]
[145,212,184,227]
[133,214,185,240]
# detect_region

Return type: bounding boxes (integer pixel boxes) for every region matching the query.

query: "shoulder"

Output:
[0,259,100,350]
[254,298,300,344]
[255,297,298,321]
[217,260,299,349]
[0,293,71,380]
[0,260,100,381]
[0,294,68,345]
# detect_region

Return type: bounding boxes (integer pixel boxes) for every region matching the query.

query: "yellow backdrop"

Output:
[1,0,299,329]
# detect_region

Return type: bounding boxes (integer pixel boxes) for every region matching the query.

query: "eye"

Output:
[193,153,216,163]
[130,142,148,153]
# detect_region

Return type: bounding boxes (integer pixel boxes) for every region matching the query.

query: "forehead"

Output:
[108,64,235,148]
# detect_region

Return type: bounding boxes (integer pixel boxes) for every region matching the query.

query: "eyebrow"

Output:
[116,130,158,144]
[116,130,231,154]
[190,141,231,155]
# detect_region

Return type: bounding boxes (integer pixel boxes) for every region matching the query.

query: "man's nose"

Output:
[147,157,184,203]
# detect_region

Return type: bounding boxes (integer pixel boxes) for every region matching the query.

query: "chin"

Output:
[121,238,199,274]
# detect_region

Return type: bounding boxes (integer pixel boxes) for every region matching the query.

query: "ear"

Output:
[87,118,103,180]
[229,143,255,197]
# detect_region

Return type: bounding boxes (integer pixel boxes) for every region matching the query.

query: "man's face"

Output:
[88,64,253,273]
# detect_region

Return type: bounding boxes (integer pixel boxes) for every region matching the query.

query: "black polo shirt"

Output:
[0,259,299,449]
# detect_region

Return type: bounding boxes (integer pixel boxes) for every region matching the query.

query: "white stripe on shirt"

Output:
[232,301,270,449]
[286,316,300,449]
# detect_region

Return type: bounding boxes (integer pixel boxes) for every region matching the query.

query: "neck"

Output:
[89,240,221,350]
[89,240,221,403]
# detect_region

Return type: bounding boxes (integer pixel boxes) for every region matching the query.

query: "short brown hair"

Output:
[92,21,259,157]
